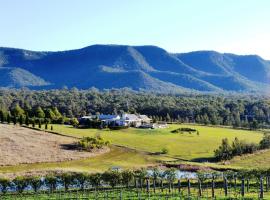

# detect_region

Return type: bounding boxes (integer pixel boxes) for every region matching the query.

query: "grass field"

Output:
[51,124,263,161]
[0,124,266,176]
[0,146,158,175]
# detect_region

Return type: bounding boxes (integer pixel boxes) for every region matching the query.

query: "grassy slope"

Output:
[229,149,270,169]
[52,124,262,160]
[0,124,265,175]
[0,146,158,174]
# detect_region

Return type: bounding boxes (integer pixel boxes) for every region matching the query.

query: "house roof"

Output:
[123,114,141,121]
[139,115,151,121]
[98,114,120,121]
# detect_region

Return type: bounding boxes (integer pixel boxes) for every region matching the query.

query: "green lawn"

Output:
[52,124,263,161]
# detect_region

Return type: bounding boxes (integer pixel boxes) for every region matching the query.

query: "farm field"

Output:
[0,124,107,166]
[0,123,267,177]
[51,124,263,161]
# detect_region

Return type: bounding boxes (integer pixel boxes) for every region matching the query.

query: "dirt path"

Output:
[0,124,109,166]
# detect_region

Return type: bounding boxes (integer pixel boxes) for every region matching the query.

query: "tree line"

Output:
[0,88,270,129]
[214,134,270,161]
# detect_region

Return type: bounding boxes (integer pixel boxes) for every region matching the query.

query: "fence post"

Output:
[178,179,181,193]
[266,176,269,192]
[153,179,156,193]
[234,176,237,191]
[241,178,245,197]
[247,179,249,192]
[224,178,228,197]
[161,180,163,192]
[211,179,215,198]
[260,177,264,199]
[146,178,150,193]
[198,179,202,197]
[187,179,191,198]
[135,178,137,189]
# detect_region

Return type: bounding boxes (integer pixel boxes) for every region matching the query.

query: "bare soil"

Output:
[0,124,109,166]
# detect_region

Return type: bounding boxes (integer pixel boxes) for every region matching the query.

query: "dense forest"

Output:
[0,88,270,129]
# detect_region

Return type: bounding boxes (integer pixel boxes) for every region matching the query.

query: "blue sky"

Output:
[1,0,270,59]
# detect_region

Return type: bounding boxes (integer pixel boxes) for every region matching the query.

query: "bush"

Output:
[171,127,197,134]
[161,147,169,154]
[215,137,259,161]
[260,134,270,149]
[78,136,110,151]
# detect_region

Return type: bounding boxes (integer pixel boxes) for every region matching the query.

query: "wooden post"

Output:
[153,179,156,193]
[178,179,181,193]
[161,180,163,192]
[135,178,137,189]
[247,179,249,192]
[224,178,228,196]
[266,177,269,192]
[234,176,237,191]
[211,179,215,198]
[241,178,245,197]
[146,178,150,193]
[198,179,202,197]
[260,177,264,199]
[187,179,191,197]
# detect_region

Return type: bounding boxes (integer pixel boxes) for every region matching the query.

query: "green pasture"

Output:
[51,124,263,161]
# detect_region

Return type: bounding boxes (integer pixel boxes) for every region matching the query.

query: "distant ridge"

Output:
[0,45,269,93]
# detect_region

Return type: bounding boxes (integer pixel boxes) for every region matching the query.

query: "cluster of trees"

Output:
[214,134,270,161]
[0,88,269,129]
[0,102,80,128]
[78,136,110,151]
[0,168,177,194]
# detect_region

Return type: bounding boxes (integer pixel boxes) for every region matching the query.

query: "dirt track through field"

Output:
[0,124,108,166]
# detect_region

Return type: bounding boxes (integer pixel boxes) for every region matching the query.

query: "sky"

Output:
[0,0,270,59]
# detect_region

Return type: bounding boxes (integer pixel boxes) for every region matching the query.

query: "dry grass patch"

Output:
[0,124,109,166]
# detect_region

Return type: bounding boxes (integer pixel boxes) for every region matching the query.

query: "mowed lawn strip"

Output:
[52,124,263,160]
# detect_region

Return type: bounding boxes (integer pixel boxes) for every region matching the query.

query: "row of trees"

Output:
[2,168,270,197]
[214,134,270,161]
[0,168,177,194]
[0,88,270,129]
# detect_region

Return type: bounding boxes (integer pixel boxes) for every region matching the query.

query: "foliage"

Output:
[102,170,122,188]
[259,133,270,149]
[78,136,110,151]
[161,147,169,154]
[215,137,259,161]
[0,178,11,194]
[12,176,29,193]
[0,89,270,129]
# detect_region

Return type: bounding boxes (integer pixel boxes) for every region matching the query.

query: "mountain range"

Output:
[0,44,269,93]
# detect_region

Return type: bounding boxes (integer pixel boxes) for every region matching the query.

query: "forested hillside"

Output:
[0,89,269,129]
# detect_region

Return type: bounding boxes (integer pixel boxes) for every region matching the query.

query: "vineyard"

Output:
[1,169,270,199]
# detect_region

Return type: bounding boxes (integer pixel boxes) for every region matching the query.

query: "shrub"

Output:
[78,136,110,151]
[28,176,42,193]
[161,147,169,154]
[260,134,270,149]
[12,176,29,193]
[102,170,122,188]
[171,127,197,134]
[0,178,11,194]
